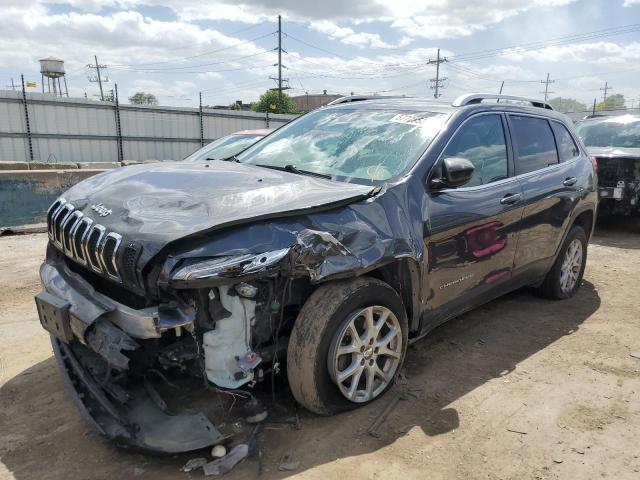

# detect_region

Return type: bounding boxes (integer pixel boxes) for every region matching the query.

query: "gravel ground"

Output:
[0,221,639,480]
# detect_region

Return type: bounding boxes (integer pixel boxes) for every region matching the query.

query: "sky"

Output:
[1,0,640,109]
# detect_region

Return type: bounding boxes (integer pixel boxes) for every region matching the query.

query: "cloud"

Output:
[196,72,223,80]
[309,20,413,49]
[503,41,640,65]
[37,0,579,41]
[0,6,276,71]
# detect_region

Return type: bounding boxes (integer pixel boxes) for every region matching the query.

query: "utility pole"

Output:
[600,81,611,105]
[540,73,555,102]
[427,48,447,99]
[6,78,16,91]
[87,55,108,101]
[269,15,290,113]
[497,81,505,103]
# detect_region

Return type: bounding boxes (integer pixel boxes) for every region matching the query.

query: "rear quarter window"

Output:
[551,122,580,162]
[510,115,559,175]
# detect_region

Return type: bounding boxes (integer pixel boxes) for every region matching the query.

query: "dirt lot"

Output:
[1,222,639,480]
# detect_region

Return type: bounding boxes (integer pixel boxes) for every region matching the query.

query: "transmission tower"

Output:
[269,15,290,112]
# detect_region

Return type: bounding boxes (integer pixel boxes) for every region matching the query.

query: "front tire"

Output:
[537,225,588,299]
[287,277,408,415]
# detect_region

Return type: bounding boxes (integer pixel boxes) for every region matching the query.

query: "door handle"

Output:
[500,193,522,205]
[563,177,578,186]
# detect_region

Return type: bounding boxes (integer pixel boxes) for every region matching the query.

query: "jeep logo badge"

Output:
[91,203,112,217]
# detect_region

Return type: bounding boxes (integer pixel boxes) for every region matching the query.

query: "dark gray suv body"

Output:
[36,94,597,453]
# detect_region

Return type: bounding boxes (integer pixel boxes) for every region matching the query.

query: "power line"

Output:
[109,49,275,72]
[107,63,275,75]
[111,32,276,67]
[448,23,640,63]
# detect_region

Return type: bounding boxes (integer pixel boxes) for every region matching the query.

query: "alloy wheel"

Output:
[560,238,583,293]
[328,305,403,403]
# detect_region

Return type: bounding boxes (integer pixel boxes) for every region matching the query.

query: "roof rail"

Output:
[452,93,554,110]
[326,95,408,106]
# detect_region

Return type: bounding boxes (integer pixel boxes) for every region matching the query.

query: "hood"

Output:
[61,161,375,262]
[586,146,640,159]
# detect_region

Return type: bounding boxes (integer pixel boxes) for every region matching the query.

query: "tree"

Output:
[228,101,242,110]
[604,94,625,110]
[251,89,297,114]
[547,97,587,113]
[596,94,626,111]
[128,92,159,105]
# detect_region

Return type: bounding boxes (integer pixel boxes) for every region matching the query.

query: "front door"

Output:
[422,113,524,331]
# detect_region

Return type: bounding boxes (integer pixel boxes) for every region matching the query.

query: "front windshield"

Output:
[576,116,640,148]
[184,134,262,162]
[236,108,448,183]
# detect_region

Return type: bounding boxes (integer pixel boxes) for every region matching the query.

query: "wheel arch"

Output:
[573,208,595,241]
[364,258,422,334]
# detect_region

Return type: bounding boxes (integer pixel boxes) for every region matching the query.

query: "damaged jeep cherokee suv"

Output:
[36,93,597,453]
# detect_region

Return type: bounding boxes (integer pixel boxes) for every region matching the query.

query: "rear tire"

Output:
[537,225,587,299]
[287,277,408,415]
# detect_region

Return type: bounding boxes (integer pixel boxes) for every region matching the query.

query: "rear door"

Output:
[508,114,584,280]
[423,113,524,329]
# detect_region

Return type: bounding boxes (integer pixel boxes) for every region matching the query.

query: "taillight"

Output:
[590,156,598,171]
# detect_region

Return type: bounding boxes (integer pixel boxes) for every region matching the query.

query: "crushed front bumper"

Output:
[37,261,226,453]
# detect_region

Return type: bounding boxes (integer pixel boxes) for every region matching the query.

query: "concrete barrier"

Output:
[76,162,121,170]
[0,169,107,228]
[0,162,31,171]
[29,161,79,170]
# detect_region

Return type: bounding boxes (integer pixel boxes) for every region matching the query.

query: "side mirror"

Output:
[431,156,475,189]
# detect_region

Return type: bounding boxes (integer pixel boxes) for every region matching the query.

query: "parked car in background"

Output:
[576,115,640,216]
[183,129,272,162]
[36,93,596,454]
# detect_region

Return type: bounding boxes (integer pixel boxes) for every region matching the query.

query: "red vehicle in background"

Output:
[184,129,273,162]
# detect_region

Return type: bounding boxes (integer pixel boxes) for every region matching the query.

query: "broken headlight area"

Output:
[168,248,291,288]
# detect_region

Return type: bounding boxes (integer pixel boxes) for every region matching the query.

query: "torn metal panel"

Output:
[164,182,424,286]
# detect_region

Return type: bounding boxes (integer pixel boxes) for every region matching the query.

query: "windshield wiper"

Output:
[254,163,332,180]
[216,155,240,162]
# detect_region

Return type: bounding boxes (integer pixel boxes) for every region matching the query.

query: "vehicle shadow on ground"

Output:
[0,281,600,480]
[593,216,640,250]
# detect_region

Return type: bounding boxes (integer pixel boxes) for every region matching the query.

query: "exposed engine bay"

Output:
[38,242,313,452]
[596,157,640,216]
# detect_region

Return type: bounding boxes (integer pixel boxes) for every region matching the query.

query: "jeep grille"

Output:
[46,198,122,282]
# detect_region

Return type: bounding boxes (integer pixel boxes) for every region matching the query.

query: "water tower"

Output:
[39,56,68,97]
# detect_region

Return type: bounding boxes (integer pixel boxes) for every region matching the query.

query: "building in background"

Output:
[292,91,342,113]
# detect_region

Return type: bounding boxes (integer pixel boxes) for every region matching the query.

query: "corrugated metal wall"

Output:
[0,91,297,163]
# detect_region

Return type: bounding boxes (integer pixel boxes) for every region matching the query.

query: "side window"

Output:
[442,114,508,187]
[551,121,580,162]
[510,115,559,175]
